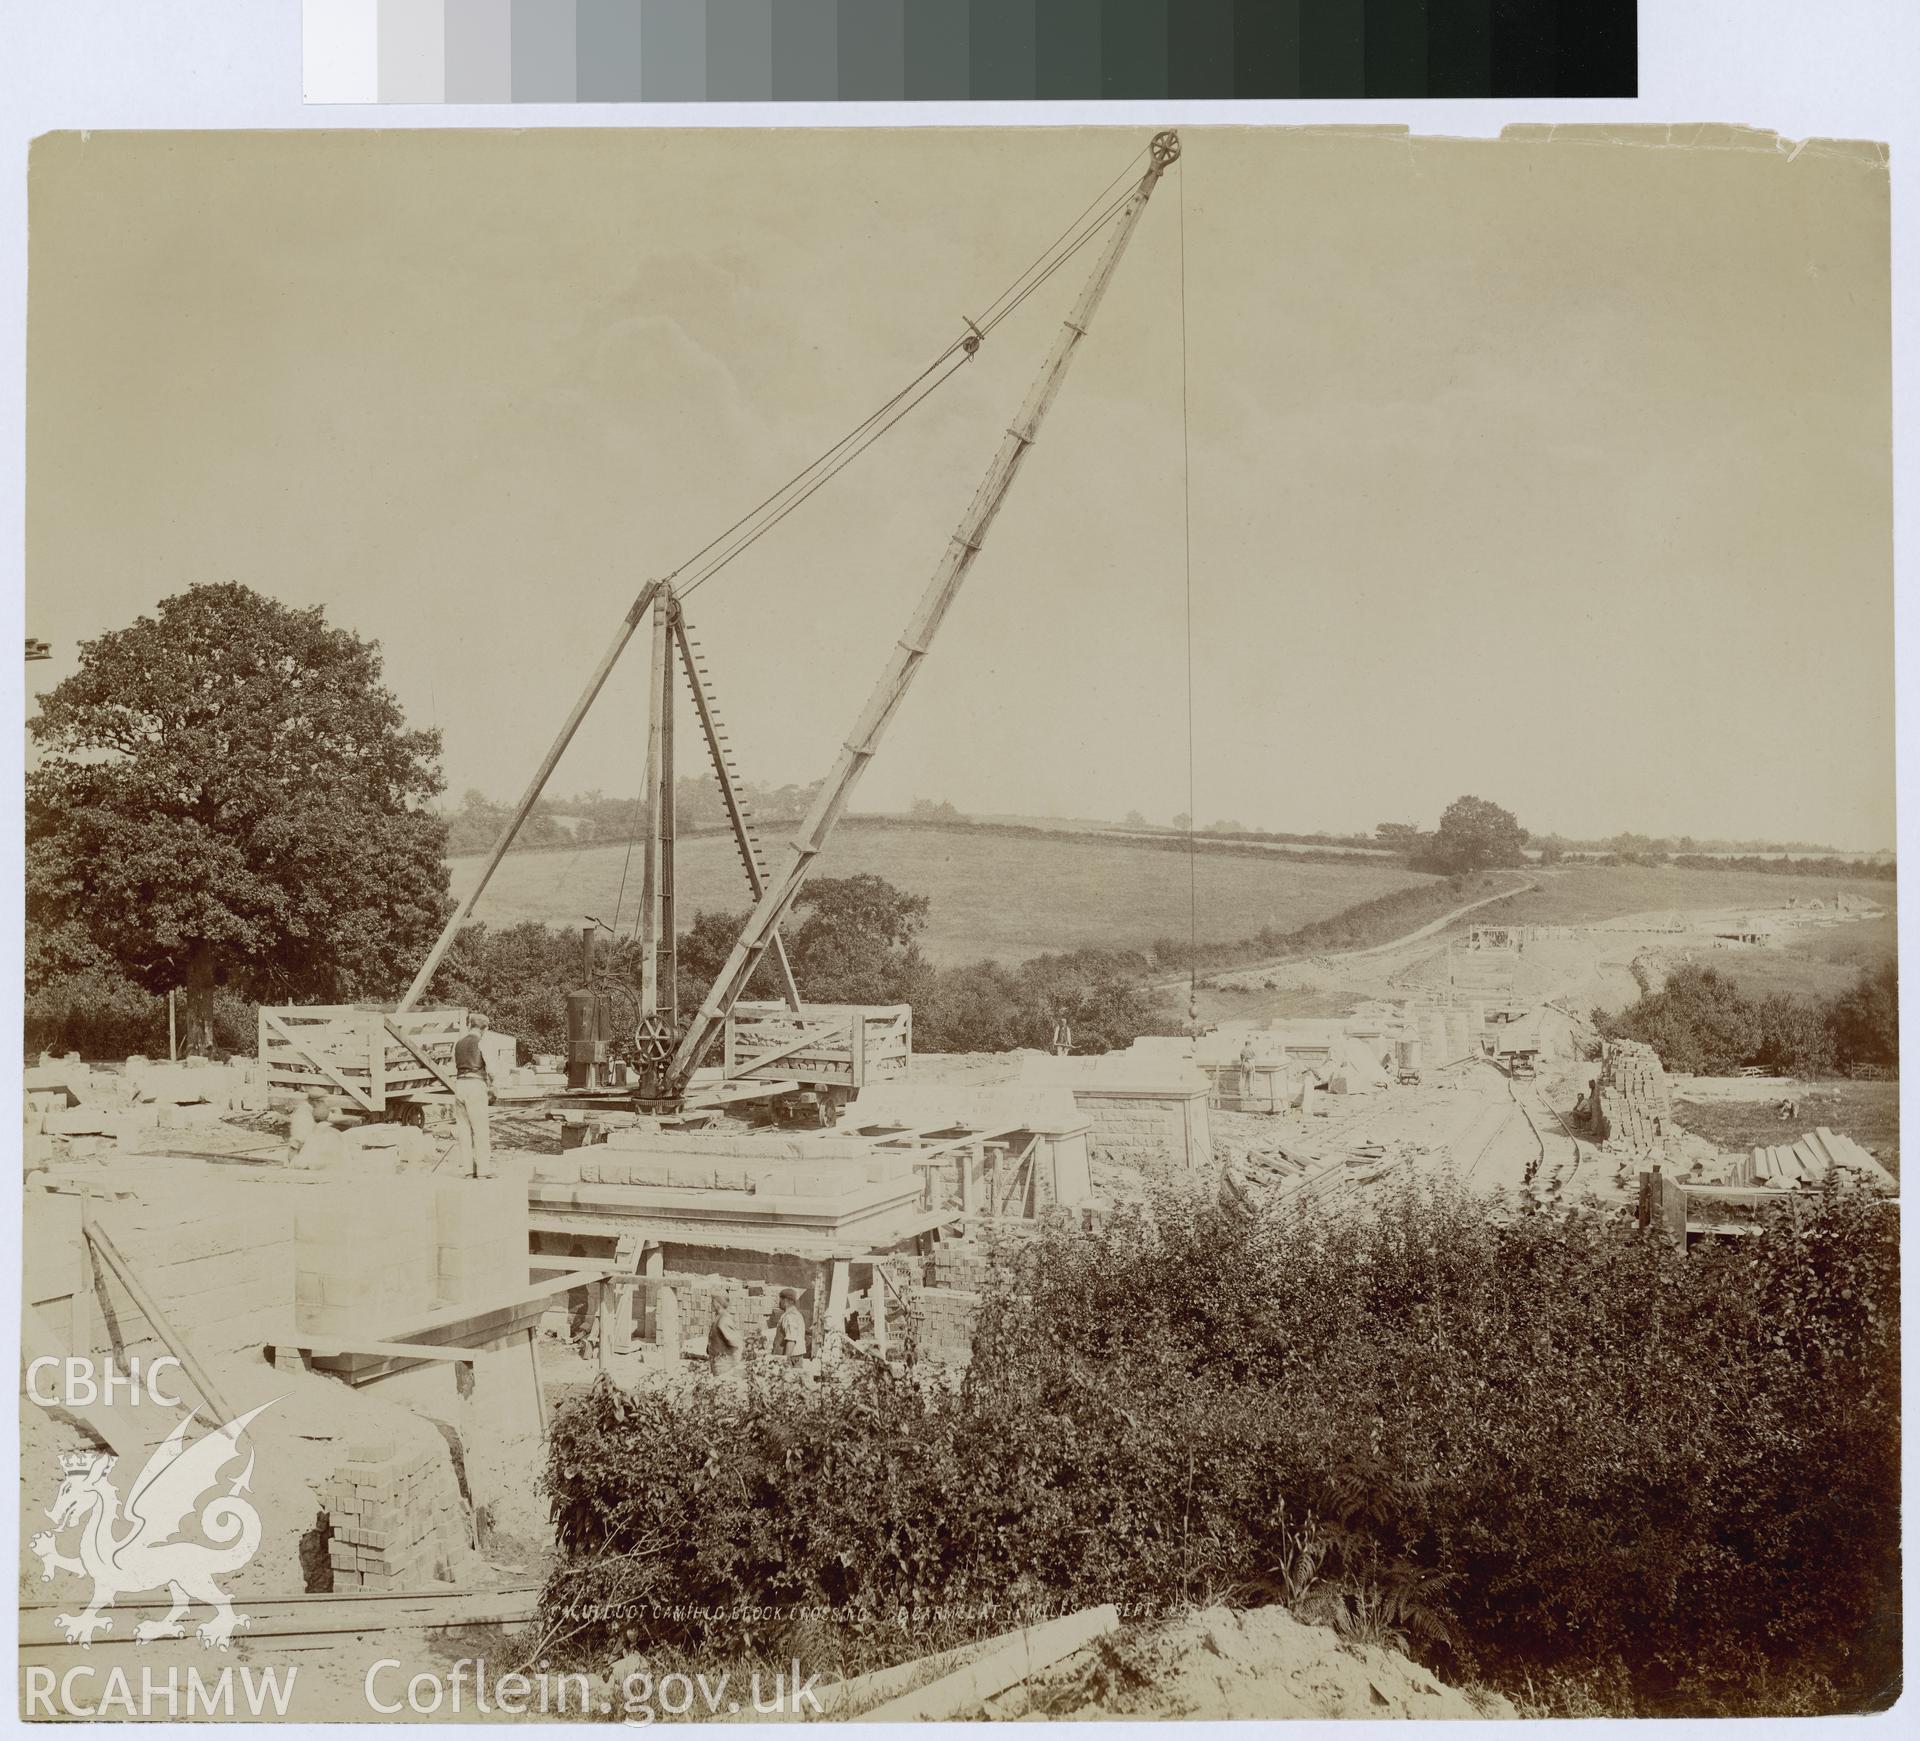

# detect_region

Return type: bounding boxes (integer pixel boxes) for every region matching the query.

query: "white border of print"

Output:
[2,5,1914,1738]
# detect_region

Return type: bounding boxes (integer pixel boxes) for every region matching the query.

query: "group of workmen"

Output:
[701,1289,812,1375]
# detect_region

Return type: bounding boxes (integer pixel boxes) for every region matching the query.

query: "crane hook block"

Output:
[1150,130,1182,168]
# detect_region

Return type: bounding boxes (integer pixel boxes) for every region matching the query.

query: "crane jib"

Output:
[666,131,1181,1091]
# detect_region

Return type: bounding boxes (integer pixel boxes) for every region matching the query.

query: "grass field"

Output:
[1469,863,1895,929]
[1702,914,1899,1003]
[447,820,1435,969]
[1669,1080,1900,1174]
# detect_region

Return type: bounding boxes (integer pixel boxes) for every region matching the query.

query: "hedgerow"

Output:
[541,1180,1899,1715]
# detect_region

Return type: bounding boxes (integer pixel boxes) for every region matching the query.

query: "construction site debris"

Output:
[1028,1603,1512,1721]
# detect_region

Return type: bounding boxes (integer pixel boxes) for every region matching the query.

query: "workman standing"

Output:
[452,1011,495,1179]
[707,1295,743,1377]
[775,1288,809,1365]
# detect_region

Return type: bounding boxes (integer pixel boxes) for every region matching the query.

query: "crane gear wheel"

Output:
[633,1014,675,1065]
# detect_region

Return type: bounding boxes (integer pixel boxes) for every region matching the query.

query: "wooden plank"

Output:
[290,1337,484,1363]
[85,1217,235,1422]
[71,1196,96,1360]
[825,1259,850,1351]
[851,1605,1119,1722]
[726,1018,853,1080]
[382,1016,461,1100]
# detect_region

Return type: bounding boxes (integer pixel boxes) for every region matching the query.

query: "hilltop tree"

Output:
[1429,795,1530,874]
[27,583,450,1052]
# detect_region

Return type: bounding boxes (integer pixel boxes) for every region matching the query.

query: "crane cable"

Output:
[673,176,1143,604]
[1179,157,1199,1039]
[669,148,1151,606]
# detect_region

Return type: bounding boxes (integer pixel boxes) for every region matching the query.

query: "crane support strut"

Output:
[666,129,1181,1091]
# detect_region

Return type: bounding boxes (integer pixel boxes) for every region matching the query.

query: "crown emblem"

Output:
[58,1449,105,1475]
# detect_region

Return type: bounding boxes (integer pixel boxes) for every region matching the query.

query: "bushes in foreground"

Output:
[541,1182,1899,1715]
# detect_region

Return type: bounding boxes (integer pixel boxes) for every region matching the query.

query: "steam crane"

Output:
[397,130,1182,1113]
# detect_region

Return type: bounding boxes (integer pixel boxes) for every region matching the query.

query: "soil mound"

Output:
[1036,1604,1513,1721]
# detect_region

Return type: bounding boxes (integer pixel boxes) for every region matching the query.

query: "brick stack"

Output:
[432,1179,526,1308]
[900,1286,979,1365]
[927,1239,993,1292]
[320,1439,469,1591]
[1596,1040,1674,1159]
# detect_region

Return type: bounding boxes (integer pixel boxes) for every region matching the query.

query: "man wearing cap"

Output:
[775,1289,809,1365]
[452,1011,495,1179]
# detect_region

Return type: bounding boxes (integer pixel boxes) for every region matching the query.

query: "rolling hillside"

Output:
[446,819,1437,968]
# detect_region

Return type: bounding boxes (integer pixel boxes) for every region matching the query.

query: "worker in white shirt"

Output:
[451,1011,495,1179]
[775,1289,809,1365]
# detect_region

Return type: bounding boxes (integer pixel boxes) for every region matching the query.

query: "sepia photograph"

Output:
[16,115,1900,1721]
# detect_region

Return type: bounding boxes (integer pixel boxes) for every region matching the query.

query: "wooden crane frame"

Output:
[397,130,1183,1110]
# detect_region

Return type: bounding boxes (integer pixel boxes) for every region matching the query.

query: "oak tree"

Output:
[1430,794,1530,873]
[27,583,450,1051]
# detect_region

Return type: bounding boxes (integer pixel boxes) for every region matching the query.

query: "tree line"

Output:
[442,779,826,857]
[432,873,1171,1064]
[23,586,1170,1060]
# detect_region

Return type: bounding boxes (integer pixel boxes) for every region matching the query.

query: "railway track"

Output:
[1516,1080,1587,1197]
[1449,1096,1515,1183]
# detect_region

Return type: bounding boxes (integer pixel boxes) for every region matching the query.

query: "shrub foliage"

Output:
[1597,960,1898,1077]
[542,1182,1899,1714]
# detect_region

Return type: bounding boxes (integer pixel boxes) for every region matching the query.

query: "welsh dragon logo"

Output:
[30,1400,275,1650]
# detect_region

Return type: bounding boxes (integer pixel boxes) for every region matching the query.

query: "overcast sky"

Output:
[25,125,1893,848]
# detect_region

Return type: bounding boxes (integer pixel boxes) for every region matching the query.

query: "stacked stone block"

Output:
[1077,1095,1212,1169]
[295,1177,439,1337]
[573,1148,910,1194]
[901,1286,980,1365]
[432,1179,526,1307]
[320,1439,469,1591]
[297,1177,532,1337]
[112,1202,297,1358]
[1596,1040,1674,1160]
[928,1239,993,1292]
